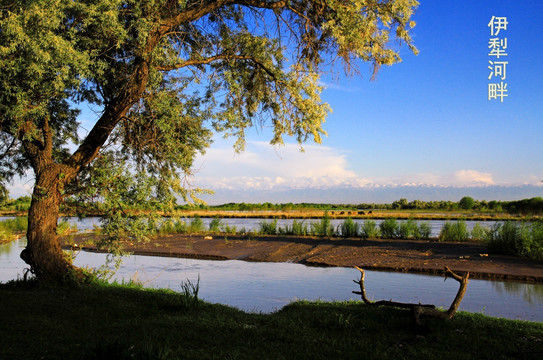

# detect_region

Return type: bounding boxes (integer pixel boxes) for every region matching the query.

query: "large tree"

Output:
[0,0,418,281]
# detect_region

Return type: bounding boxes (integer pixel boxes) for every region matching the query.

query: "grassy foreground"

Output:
[1,280,542,360]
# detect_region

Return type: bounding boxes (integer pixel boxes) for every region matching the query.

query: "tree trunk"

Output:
[20,168,72,281]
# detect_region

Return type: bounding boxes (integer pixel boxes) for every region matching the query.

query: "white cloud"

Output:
[193,141,371,190]
[452,170,495,186]
[194,143,501,192]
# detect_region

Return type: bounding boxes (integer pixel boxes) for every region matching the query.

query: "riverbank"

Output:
[1,280,542,360]
[64,233,543,283]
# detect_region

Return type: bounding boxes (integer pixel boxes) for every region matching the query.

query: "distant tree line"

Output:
[2,196,543,216]
[187,196,543,215]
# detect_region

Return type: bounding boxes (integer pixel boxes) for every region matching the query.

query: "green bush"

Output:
[379,218,398,239]
[189,216,204,233]
[0,217,28,242]
[311,212,335,237]
[360,220,380,239]
[340,217,359,237]
[439,220,469,242]
[158,219,187,234]
[398,219,418,239]
[220,224,237,234]
[487,221,543,260]
[470,223,490,242]
[259,219,278,235]
[417,221,431,240]
[280,220,308,236]
[56,220,77,236]
[209,217,222,233]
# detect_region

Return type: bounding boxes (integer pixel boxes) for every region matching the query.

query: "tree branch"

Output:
[157,54,277,79]
[353,266,470,325]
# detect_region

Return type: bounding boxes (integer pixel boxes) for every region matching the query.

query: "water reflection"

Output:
[492,281,543,305]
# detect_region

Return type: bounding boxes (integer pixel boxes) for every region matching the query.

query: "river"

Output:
[1,237,542,322]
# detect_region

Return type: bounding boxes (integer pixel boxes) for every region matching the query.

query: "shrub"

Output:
[525,222,543,260]
[188,216,204,233]
[158,219,187,234]
[209,217,222,233]
[439,220,469,242]
[56,220,77,236]
[487,221,543,260]
[0,216,29,242]
[311,212,335,237]
[280,220,308,236]
[220,224,237,234]
[340,217,359,237]
[379,218,399,239]
[360,220,380,239]
[417,222,432,240]
[487,221,524,256]
[470,223,490,242]
[398,219,418,239]
[259,219,278,235]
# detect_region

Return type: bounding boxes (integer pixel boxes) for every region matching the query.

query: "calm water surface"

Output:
[1,238,542,322]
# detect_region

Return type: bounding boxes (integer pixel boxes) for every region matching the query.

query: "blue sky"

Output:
[8,1,543,204]
[190,0,543,204]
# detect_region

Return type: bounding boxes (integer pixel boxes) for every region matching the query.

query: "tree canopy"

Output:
[0,0,418,280]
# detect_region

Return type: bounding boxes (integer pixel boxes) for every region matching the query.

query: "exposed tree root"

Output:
[353,266,469,325]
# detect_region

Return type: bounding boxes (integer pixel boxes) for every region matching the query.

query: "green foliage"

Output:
[360,220,380,239]
[0,216,27,242]
[487,221,543,261]
[339,217,359,237]
[439,220,469,242]
[398,219,418,239]
[258,219,278,235]
[56,220,77,236]
[417,221,432,240]
[208,217,222,233]
[379,218,399,239]
[459,196,476,210]
[0,1,419,280]
[310,212,335,237]
[188,216,204,233]
[219,223,237,235]
[158,219,187,235]
[0,196,31,212]
[278,219,309,236]
[470,223,491,242]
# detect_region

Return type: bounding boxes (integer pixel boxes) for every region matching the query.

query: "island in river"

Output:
[63,233,543,283]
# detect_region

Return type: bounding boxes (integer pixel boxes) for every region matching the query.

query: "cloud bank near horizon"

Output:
[192,141,533,192]
[6,141,541,203]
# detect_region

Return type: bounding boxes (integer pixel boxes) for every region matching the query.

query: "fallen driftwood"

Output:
[353,266,469,325]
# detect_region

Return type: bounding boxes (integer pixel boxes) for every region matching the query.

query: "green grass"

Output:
[0,280,542,360]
